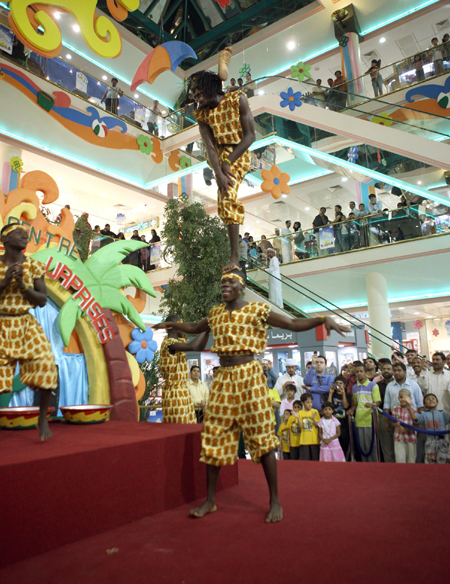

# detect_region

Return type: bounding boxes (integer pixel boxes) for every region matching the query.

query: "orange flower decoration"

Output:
[261,165,291,199]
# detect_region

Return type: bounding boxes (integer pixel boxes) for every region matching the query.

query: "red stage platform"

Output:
[0,460,449,584]
[0,422,238,568]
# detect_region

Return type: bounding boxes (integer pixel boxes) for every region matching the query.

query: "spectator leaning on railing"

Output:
[429,37,444,76]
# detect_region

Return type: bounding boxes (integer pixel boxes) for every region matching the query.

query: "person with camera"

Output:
[328,375,352,460]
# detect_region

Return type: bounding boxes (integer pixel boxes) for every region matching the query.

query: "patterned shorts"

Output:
[216,146,251,226]
[200,360,279,466]
[0,314,57,393]
[162,382,196,424]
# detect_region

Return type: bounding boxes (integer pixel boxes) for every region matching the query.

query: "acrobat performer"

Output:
[159,315,209,423]
[188,54,255,273]
[0,224,58,440]
[155,271,350,522]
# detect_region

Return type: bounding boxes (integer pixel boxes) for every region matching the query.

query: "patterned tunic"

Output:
[160,337,196,424]
[0,257,57,392]
[194,91,251,225]
[200,301,278,466]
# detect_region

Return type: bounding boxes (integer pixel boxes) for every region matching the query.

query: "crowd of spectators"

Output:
[93,223,161,271]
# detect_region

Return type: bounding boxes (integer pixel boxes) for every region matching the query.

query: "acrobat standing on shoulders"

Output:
[188,47,256,273]
[159,314,209,423]
[155,271,350,522]
[0,224,58,440]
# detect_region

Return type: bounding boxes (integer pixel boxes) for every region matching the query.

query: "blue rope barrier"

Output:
[379,409,450,436]
[352,413,375,458]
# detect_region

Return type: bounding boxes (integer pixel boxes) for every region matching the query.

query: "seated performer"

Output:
[159,314,209,423]
[0,224,57,440]
[188,52,255,273]
[155,271,349,522]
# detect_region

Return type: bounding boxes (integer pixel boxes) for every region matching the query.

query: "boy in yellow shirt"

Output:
[277,409,292,459]
[287,401,303,459]
[298,393,320,461]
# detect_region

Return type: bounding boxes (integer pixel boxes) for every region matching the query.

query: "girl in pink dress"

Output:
[317,402,346,462]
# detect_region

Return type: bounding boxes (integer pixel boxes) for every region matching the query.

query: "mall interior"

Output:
[0,0,449,581]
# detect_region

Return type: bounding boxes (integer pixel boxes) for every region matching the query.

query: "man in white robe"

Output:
[280,220,293,264]
[266,248,283,309]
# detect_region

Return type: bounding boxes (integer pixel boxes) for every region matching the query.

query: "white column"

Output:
[365,272,392,359]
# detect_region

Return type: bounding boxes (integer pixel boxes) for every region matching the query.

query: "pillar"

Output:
[365,272,392,359]
[0,143,23,194]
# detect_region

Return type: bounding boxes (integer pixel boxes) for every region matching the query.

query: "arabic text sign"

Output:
[267,329,295,345]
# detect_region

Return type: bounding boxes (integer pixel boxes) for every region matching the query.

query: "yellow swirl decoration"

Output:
[9,0,123,59]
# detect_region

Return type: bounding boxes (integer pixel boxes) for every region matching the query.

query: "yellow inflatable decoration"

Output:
[8,0,138,59]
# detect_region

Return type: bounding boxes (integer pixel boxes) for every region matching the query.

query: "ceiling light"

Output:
[417,180,422,185]
[305,207,310,211]
[97,81,100,85]
[379,37,386,43]
[256,220,260,223]
[102,75,107,80]
[161,110,167,114]
[58,177,64,182]
[134,93,139,99]
[69,69,73,73]
[398,307,405,310]
[66,53,72,60]
[287,41,296,51]
[281,194,288,198]
[101,192,108,197]
[258,90,265,95]
[54,11,61,20]
[72,24,81,33]
[341,177,348,182]
[414,312,420,314]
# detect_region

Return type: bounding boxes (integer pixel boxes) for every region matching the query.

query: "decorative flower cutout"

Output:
[371,113,394,127]
[179,155,192,169]
[339,35,349,47]
[414,320,423,330]
[128,326,158,363]
[290,61,312,82]
[348,146,359,163]
[168,150,181,171]
[261,165,291,199]
[214,0,230,7]
[137,134,153,155]
[432,328,440,337]
[239,63,251,77]
[9,156,24,173]
[280,87,303,111]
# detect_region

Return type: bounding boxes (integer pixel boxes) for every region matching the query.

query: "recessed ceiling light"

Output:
[287,41,296,50]
[161,110,167,114]
[379,37,386,43]
[72,24,81,33]
[258,90,265,95]
[305,207,310,211]
[281,194,288,198]
[414,312,420,315]
[256,220,260,223]
[66,54,71,60]
[417,180,422,185]
[398,307,405,310]
[54,11,61,20]
[134,93,139,99]
[102,192,108,197]
[58,177,64,182]
[102,75,107,80]
[341,177,348,182]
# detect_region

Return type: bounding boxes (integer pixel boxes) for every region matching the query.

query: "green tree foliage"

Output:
[160,195,229,322]
[73,213,93,262]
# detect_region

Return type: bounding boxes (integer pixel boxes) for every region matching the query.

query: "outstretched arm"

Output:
[169,331,210,354]
[266,312,351,337]
[153,318,209,335]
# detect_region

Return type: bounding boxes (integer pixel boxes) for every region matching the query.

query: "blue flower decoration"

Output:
[239,63,251,77]
[348,146,359,163]
[280,87,303,111]
[128,326,158,364]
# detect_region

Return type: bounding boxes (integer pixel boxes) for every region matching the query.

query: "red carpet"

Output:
[1,460,448,584]
[0,422,237,567]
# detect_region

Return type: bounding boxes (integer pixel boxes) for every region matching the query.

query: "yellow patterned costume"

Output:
[0,258,57,393]
[200,302,279,466]
[160,337,196,424]
[194,90,251,225]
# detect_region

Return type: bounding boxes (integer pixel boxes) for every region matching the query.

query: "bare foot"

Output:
[190,501,217,518]
[218,47,233,81]
[265,499,283,523]
[38,418,52,441]
[222,262,240,274]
